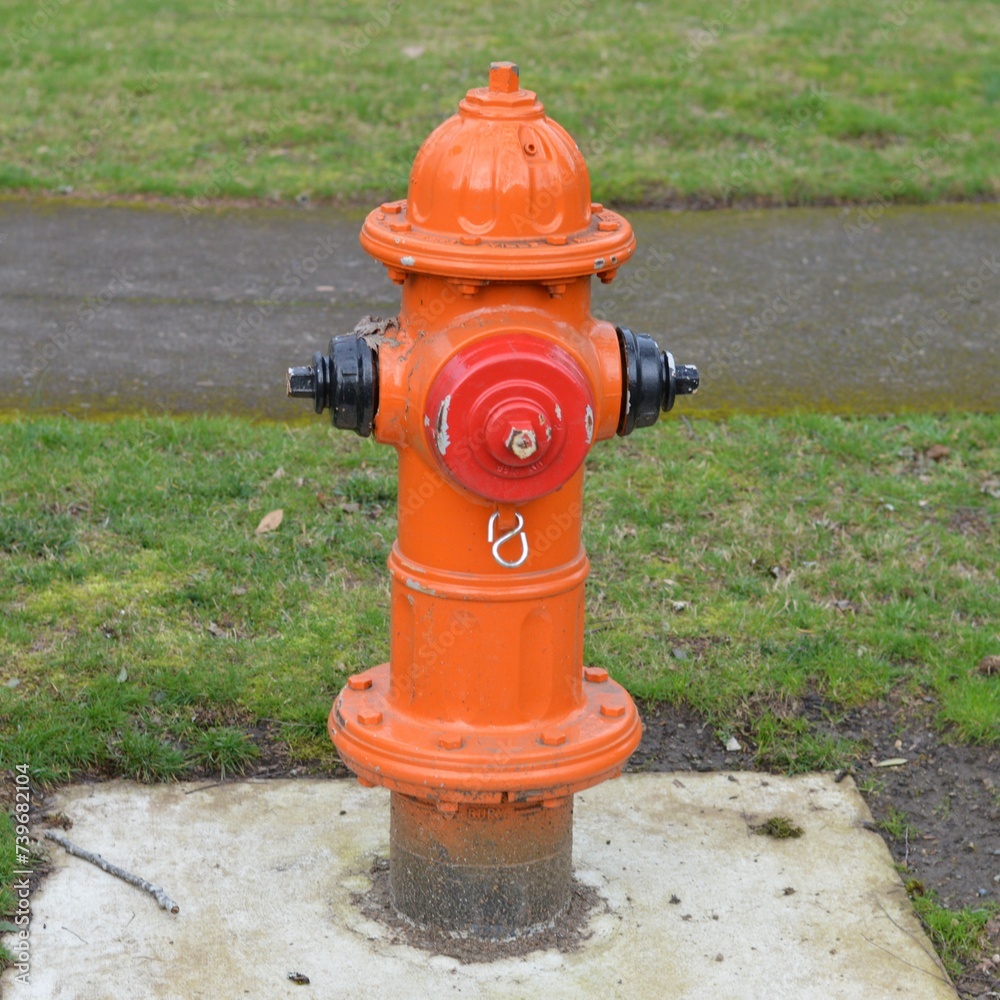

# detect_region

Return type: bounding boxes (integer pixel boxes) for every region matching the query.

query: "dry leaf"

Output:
[875,757,908,767]
[977,655,1000,677]
[255,509,284,534]
[925,444,950,462]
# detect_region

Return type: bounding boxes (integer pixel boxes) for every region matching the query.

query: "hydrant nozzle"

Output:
[285,334,378,436]
[616,327,700,435]
[285,63,700,938]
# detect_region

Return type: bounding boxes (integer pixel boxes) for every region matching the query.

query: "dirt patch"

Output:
[352,857,606,964]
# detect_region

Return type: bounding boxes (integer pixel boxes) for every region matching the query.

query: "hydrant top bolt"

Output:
[357,709,383,726]
[489,61,519,93]
[506,427,538,460]
[438,734,464,750]
[674,364,700,397]
[347,675,373,691]
[541,729,567,747]
[600,703,626,718]
[584,667,609,683]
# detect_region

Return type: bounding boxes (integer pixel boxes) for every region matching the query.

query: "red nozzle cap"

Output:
[424,334,595,503]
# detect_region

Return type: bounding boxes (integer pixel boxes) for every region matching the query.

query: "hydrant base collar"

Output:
[330,662,642,804]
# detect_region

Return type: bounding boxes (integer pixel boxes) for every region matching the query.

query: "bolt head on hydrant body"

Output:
[286,62,699,937]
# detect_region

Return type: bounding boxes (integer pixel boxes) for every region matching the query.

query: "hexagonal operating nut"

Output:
[506,427,538,459]
[286,365,317,399]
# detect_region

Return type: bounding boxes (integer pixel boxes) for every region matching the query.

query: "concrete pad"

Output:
[4,774,956,999]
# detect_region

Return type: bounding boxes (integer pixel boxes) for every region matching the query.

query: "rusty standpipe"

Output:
[287,62,698,937]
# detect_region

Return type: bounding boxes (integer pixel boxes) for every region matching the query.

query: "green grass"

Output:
[0,410,997,971]
[0,0,997,205]
[911,893,998,979]
[188,727,260,780]
[0,410,994,788]
[750,712,860,774]
[877,806,918,843]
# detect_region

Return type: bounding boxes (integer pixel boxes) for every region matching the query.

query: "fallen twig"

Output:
[44,831,180,914]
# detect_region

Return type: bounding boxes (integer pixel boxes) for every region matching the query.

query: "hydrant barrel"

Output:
[286,62,699,936]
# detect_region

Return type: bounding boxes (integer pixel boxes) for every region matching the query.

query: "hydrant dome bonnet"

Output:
[360,62,636,283]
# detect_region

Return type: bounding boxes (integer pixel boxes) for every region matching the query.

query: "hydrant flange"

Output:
[331,661,641,804]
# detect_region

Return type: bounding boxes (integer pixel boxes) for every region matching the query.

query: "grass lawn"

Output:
[0,411,996,783]
[0,411,998,971]
[1,0,998,206]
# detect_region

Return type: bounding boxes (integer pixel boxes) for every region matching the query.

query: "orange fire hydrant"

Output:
[287,62,698,936]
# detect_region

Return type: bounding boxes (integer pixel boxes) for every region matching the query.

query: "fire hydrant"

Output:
[287,62,699,937]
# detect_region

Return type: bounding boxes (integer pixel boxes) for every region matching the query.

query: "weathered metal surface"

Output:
[389,792,573,936]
